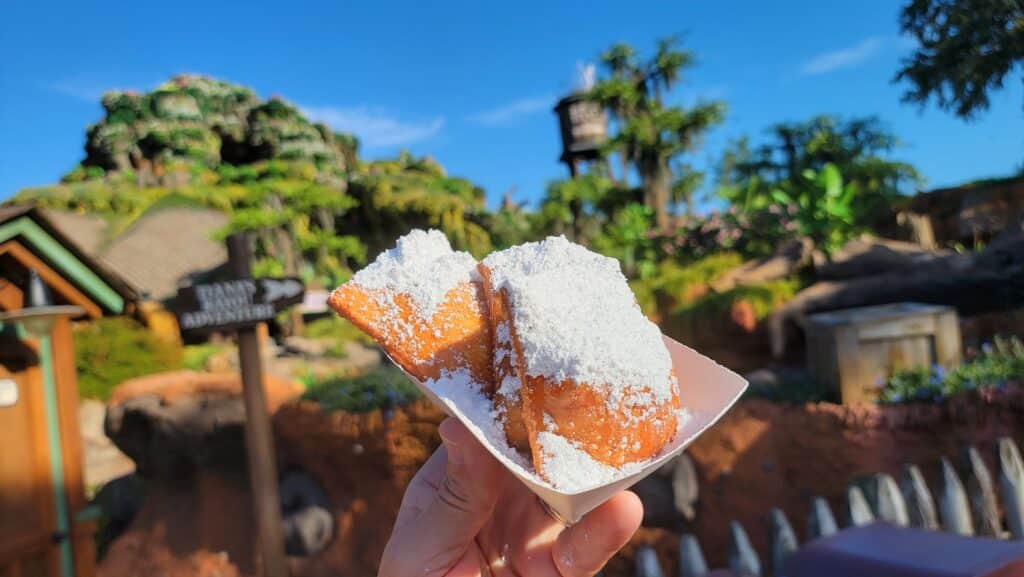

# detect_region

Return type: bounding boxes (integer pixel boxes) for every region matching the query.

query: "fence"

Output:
[633,436,1024,576]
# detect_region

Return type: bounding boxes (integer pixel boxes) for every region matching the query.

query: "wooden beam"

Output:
[0,241,101,318]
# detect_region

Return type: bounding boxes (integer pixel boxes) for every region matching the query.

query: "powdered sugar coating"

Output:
[482,236,674,406]
[349,229,478,320]
[424,367,694,492]
[536,432,644,491]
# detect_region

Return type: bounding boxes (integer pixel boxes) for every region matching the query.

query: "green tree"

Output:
[589,37,726,230]
[895,0,1024,119]
[540,173,614,241]
[718,116,921,227]
[768,163,860,257]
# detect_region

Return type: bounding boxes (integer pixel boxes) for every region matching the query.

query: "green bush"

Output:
[879,335,1024,403]
[304,316,372,358]
[182,343,230,371]
[74,318,183,400]
[676,278,800,320]
[301,365,421,413]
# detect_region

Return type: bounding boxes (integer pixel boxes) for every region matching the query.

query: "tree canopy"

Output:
[718,115,922,228]
[896,0,1024,119]
[589,37,726,230]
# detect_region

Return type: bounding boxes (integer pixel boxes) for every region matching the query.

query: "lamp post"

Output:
[0,269,83,577]
[0,269,84,337]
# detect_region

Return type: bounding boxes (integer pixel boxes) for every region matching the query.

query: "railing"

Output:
[633,436,1024,576]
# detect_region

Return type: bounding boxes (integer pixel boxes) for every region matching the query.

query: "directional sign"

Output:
[172,277,305,333]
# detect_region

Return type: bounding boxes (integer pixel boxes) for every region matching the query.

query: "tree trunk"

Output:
[652,160,671,231]
[266,194,305,336]
[569,198,584,242]
[315,207,335,266]
[618,149,631,187]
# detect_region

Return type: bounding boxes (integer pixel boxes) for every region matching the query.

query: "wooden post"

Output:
[901,464,939,530]
[728,521,761,576]
[999,438,1024,539]
[966,446,1001,537]
[845,485,874,527]
[227,234,288,577]
[678,534,709,577]
[939,457,973,536]
[768,508,798,575]
[807,496,838,540]
[872,473,909,527]
[634,546,664,577]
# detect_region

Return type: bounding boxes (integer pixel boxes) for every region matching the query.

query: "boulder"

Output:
[105,371,302,479]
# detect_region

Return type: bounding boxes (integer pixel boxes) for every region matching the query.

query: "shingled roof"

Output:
[99,207,229,301]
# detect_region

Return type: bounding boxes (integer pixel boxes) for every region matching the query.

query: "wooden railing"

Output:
[633,436,1024,576]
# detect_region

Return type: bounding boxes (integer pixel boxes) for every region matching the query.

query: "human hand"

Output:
[379,418,644,577]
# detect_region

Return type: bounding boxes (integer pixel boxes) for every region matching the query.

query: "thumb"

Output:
[390,418,503,575]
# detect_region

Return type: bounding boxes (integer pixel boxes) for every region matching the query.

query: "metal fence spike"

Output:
[807,496,838,540]
[845,485,875,527]
[872,473,910,527]
[678,534,709,577]
[728,520,762,576]
[999,437,1024,539]
[901,464,939,530]
[768,508,798,575]
[635,545,665,577]
[966,446,1002,537]
[672,453,699,521]
[939,456,974,535]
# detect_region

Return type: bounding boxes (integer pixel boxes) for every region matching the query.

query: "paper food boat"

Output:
[394,335,747,523]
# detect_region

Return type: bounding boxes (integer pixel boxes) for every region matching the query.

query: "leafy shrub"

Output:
[305,316,371,344]
[675,279,800,320]
[304,316,373,357]
[650,206,798,262]
[182,343,230,371]
[74,318,183,400]
[301,365,421,413]
[879,335,1024,403]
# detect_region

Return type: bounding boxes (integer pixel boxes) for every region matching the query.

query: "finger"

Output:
[384,418,504,576]
[552,491,644,577]
[392,444,449,531]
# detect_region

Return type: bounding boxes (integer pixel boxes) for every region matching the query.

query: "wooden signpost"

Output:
[172,233,301,577]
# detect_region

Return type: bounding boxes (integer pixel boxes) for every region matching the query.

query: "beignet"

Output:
[328,229,492,386]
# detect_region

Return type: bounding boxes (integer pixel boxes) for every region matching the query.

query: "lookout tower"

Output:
[554,63,608,177]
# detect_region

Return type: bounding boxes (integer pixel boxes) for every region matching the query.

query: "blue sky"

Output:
[2,0,1022,209]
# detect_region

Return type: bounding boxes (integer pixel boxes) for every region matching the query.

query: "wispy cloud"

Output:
[468,96,553,126]
[303,106,444,149]
[52,79,124,102]
[800,36,884,76]
[51,75,164,102]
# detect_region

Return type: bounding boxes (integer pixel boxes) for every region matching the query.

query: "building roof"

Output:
[98,206,228,301]
[0,206,139,314]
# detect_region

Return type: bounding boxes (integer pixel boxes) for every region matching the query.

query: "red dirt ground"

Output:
[99,386,1024,577]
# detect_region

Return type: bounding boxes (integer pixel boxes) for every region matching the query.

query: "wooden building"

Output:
[901,175,1024,248]
[0,206,137,577]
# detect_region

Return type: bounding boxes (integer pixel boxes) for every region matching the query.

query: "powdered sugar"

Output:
[424,369,532,472]
[482,236,674,407]
[349,229,478,320]
[536,431,645,491]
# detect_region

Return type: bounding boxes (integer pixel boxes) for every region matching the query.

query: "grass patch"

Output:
[879,335,1024,403]
[74,318,183,400]
[301,365,422,413]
